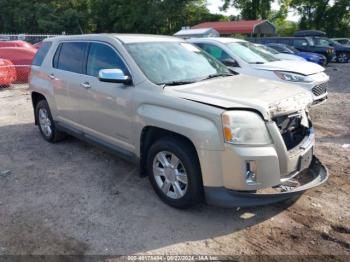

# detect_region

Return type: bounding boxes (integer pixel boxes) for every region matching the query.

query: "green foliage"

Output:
[222,0,273,19]
[275,20,298,36]
[0,0,349,37]
[290,0,350,37]
[0,0,226,35]
[0,0,88,34]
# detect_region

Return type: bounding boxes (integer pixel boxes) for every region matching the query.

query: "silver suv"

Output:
[29,34,328,208]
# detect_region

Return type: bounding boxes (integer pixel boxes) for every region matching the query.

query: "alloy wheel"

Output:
[152,151,188,199]
[338,53,348,63]
[38,108,52,138]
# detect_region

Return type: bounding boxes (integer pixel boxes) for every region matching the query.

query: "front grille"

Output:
[273,113,309,150]
[312,82,328,96]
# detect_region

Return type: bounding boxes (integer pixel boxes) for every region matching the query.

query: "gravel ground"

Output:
[0,63,349,260]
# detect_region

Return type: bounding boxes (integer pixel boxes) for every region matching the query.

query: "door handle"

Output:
[49,73,55,80]
[80,82,91,89]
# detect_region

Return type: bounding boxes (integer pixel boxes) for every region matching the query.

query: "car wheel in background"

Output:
[147,137,203,208]
[337,52,349,63]
[35,100,66,143]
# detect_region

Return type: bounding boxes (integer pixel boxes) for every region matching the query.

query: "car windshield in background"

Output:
[126,42,230,85]
[314,38,332,47]
[255,45,280,55]
[227,42,279,64]
[286,45,300,53]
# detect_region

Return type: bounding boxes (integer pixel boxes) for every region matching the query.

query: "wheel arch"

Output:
[31,92,47,125]
[139,126,201,178]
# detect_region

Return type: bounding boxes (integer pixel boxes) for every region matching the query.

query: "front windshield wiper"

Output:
[249,61,265,64]
[200,73,234,81]
[158,80,196,86]
[159,73,234,87]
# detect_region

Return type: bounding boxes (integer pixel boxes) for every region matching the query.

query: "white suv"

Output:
[189,37,329,105]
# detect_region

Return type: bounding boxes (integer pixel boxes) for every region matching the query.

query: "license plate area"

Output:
[299,147,313,171]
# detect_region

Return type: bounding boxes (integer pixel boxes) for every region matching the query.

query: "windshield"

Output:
[285,45,299,53]
[126,42,230,85]
[314,38,332,46]
[226,42,279,64]
[255,44,280,55]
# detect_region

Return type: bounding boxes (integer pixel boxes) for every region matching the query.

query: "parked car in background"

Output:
[33,41,43,49]
[312,37,350,63]
[266,43,327,66]
[0,40,34,49]
[331,38,350,46]
[250,37,335,62]
[293,31,350,63]
[29,34,328,208]
[189,37,329,105]
[294,30,327,38]
[0,58,17,86]
[0,47,37,83]
[254,43,306,61]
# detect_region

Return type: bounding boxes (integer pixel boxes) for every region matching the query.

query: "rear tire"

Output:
[337,52,349,63]
[35,100,66,143]
[147,137,203,208]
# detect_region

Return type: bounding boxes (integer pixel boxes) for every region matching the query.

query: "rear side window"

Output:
[86,43,127,77]
[54,42,88,74]
[32,42,52,66]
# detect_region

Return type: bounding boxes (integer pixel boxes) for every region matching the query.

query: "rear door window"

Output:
[54,42,88,74]
[86,43,127,77]
[32,42,52,66]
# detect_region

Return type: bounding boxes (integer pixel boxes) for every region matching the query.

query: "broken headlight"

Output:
[222,111,272,145]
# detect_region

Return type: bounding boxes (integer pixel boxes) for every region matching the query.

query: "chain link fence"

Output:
[0,34,64,88]
[0,33,61,44]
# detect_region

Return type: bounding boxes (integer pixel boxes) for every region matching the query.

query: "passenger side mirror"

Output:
[222,58,239,67]
[98,69,132,85]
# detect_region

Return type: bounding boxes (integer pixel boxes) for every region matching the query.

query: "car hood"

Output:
[333,43,350,50]
[298,52,324,59]
[166,74,313,120]
[252,60,325,75]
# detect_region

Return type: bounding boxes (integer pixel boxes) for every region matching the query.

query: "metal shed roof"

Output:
[174,28,220,38]
[192,20,275,35]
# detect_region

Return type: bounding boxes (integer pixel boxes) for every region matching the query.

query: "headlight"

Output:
[222,111,272,145]
[274,71,313,83]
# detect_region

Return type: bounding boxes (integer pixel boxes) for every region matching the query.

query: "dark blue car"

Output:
[266,43,327,66]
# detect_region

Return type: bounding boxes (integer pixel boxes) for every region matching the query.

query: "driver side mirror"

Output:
[222,58,239,67]
[98,69,132,85]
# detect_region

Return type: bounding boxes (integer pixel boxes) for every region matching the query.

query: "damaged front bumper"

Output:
[204,157,328,208]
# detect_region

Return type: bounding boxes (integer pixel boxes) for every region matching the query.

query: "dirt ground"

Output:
[0,64,349,260]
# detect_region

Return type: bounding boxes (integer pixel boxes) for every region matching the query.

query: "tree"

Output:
[222,0,273,20]
[88,0,226,35]
[291,0,350,37]
[0,0,89,34]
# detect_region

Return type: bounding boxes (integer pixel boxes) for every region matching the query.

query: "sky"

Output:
[206,0,300,22]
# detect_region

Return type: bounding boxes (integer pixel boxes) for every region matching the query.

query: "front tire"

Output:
[35,100,66,143]
[147,137,203,208]
[337,52,349,63]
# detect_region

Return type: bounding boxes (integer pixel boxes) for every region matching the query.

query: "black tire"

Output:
[336,52,349,63]
[146,137,203,208]
[35,99,66,143]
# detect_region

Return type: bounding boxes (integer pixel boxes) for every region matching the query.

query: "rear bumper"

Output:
[204,157,328,208]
